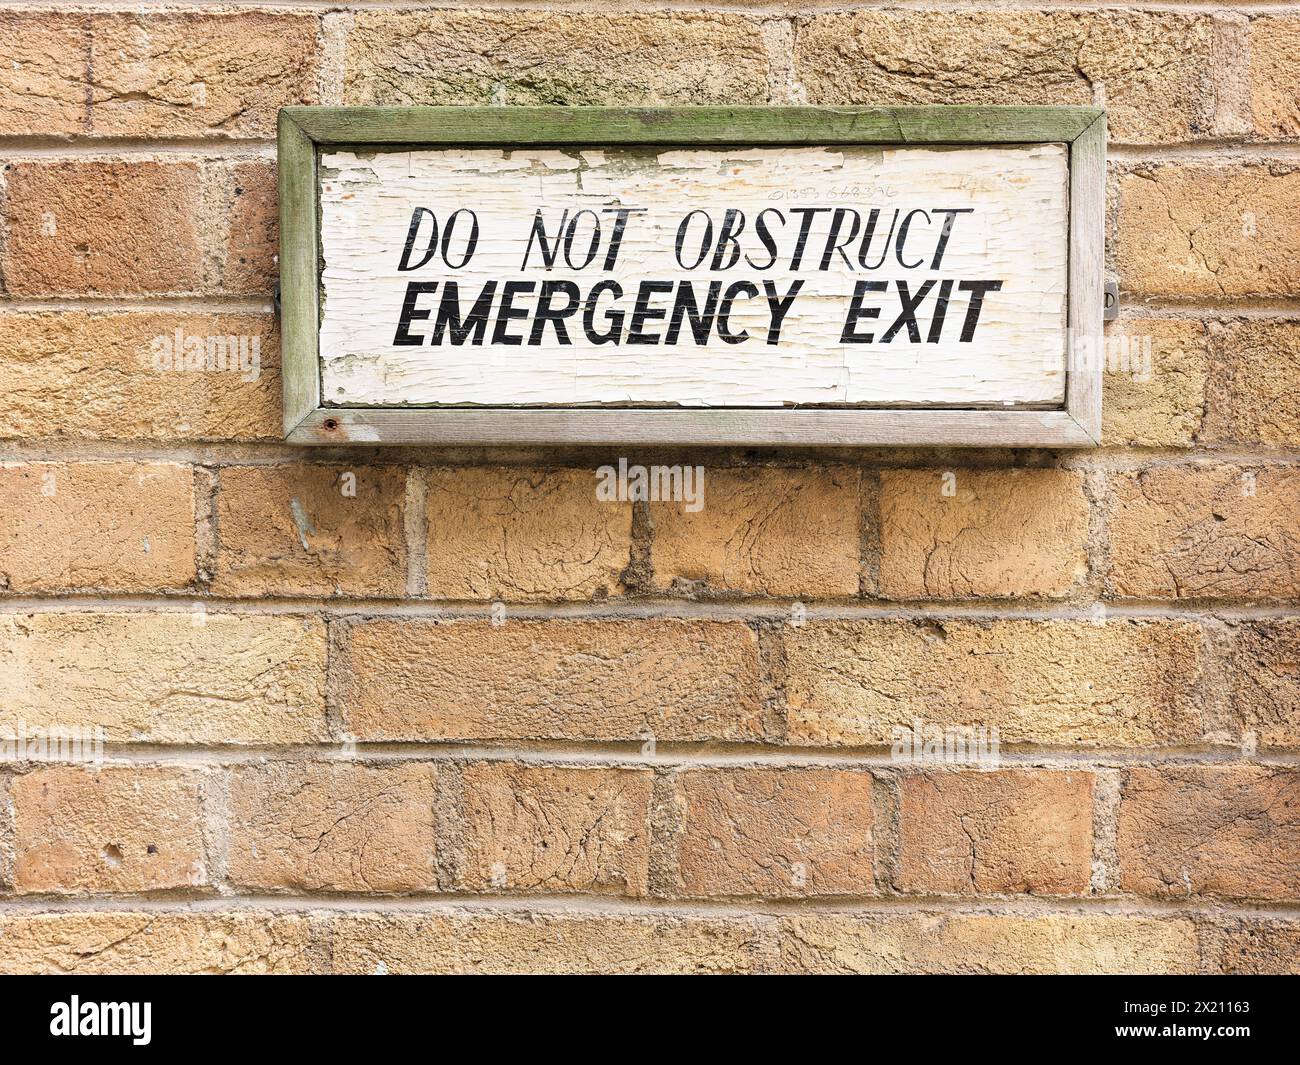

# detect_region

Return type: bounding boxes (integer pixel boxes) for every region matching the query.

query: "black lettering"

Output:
[393,281,437,344]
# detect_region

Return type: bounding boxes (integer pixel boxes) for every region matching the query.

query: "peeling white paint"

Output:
[319,144,1068,408]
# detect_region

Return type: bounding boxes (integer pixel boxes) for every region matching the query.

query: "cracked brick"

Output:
[1117,765,1300,900]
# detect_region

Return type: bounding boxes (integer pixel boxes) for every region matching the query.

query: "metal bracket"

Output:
[1103,280,1119,322]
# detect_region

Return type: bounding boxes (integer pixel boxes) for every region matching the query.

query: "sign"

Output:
[279,107,1105,446]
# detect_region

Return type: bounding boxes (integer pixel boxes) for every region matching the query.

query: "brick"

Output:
[650,467,860,598]
[1107,464,1300,601]
[0,914,315,974]
[424,467,631,601]
[878,469,1088,600]
[224,161,278,296]
[330,913,762,974]
[1101,318,1209,448]
[1117,165,1300,298]
[1202,320,1300,447]
[11,767,206,894]
[458,764,652,896]
[227,762,437,893]
[1118,766,1300,900]
[0,12,85,135]
[0,312,280,443]
[676,769,873,898]
[897,771,1094,896]
[795,11,1218,145]
[0,612,326,745]
[344,11,768,106]
[89,13,320,139]
[1249,17,1300,139]
[3,161,202,296]
[214,464,406,598]
[0,12,320,139]
[779,914,1196,974]
[0,462,195,592]
[785,619,1204,747]
[1209,920,1300,975]
[1231,620,1300,748]
[341,619,762,743]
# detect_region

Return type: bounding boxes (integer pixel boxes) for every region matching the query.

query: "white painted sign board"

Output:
[278,107,1105,446]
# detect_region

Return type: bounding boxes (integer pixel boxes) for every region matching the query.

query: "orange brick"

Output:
[3,161,202,296]
[785,619,1204,747]
[11,767,206,895]
[675,769,874,898]
[0,312,280,443]
[458,763,652,896]
[1230,619,1300,748]
[424,467,631,601]
[1107,464,1300,601]
[879,469,1088,600]
[341,619,763,742]
[227,762,437,893]
[0,462,195,592]
[897,771,1094,896]
[1210,920,1300,975]
[1118,766,1300,900]
[214,465,407,597]
[650,467,860,597]
[224,160,278,296]
[1117,165,1300,298]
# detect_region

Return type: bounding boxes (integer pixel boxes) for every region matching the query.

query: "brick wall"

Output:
[0,4,1297,975]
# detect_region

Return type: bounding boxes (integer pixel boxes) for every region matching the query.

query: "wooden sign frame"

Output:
[278,105,1105,447]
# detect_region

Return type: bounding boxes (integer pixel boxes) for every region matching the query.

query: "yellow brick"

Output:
[0,914,316,974]
[784,619,1204,747]
[794,11,1218,144]
[650,467,860,598]
[0,462,195,592]
[344,11,769,106]
[1249,16,1300,139]
[0,612,327,744]
[1231,619,1300,748]
[779,914,1197,974]
[1118,165,1300,298]
[1202,320,1300,447]
[0,312,280,443]
[878,469,1088,600]
[330,913,763,974]
[1101,318,1209,448]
